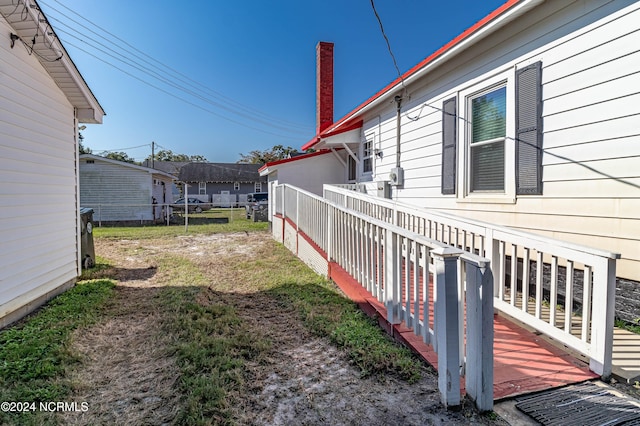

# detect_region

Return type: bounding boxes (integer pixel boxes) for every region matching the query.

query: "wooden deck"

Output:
[328,261,599,400]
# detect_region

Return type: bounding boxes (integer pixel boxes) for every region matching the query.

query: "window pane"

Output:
[363,158,372,173]
[471,141,505,191]
[363,139,373,173]
[470,86,506,191]
[472,87,506,143]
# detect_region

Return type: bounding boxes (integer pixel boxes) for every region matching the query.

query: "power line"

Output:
[50,23,308,137]
[61,38,306,141]
[37,0,314,137]
[370,0,408,97]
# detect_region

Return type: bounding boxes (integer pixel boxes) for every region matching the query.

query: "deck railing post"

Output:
[432,246,463,408]
[281,185,286,220]
[590,257,616,378]
[327,205,333,262]
[484,229,501,298]
[385,229,401,325]
[464,258,494,411]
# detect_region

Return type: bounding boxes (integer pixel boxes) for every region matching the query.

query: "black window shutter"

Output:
[515,61,543,195]
[441,97,457,195]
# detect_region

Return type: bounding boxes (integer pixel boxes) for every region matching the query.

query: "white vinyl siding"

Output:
[79,158,165,223]
[363,0,640,280]
[0,14,77,324]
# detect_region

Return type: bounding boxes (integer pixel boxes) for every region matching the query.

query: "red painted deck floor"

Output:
[328,262,598,400]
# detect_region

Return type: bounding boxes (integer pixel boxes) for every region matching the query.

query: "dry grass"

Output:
[30,230,504,425]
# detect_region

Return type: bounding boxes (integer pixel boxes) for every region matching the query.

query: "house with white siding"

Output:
[79,154,176,225]
[258,149,347,196]
[0,0,104,327]
[301,0,640,321]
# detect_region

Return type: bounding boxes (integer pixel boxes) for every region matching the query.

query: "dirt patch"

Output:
[63,232,506,425]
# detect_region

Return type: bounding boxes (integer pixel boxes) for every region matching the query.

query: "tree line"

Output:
[80,134,307,165]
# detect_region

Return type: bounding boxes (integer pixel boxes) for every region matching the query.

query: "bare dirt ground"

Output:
[61,231,508,425]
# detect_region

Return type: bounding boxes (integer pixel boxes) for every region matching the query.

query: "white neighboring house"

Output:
[301,0,640,318]
[259,149,348,196]
[0,1,104,327]
[79,154,176,225]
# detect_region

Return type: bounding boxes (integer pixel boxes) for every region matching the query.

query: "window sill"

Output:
[457,195,516,205]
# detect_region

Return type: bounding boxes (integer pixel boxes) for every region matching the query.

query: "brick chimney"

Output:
[316,41,334,134]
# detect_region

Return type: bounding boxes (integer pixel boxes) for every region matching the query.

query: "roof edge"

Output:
[80,154,176,179]
[304,0,541,150]
[259,149,339,174]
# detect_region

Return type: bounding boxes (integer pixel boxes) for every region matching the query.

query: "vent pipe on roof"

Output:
[316,41,334,134]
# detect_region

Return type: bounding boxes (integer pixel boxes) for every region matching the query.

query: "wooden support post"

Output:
[433,246,463,408]
[385,229,401,325]
[590,257,616,378]
[465,259,494,411]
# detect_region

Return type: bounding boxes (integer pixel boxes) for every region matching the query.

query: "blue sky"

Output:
[38,0,506,163]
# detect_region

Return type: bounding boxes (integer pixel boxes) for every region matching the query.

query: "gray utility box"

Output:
[80,207,95,269]
[377,181,391,199]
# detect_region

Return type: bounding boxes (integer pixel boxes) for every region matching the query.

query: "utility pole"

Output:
[151,141,155,168]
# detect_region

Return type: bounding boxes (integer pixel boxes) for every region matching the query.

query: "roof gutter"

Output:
[307,0,544,148]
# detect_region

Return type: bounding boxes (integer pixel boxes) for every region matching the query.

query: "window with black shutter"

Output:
[515,61,543,195]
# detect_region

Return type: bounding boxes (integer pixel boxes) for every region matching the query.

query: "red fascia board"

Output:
[301,119,364,151]
[303,0,520,151]
[302,136,321,152]
[258,149,338,172]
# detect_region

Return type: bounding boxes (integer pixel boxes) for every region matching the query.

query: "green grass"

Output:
[271,282,423,383]
[151,253,270,425]
[158,287,270,425]
[150,239,424,424]
[93,211,268,239]
[0,228,425,425]
[615,319,640,334]
[235,242,424,383]
[0,279,115,425]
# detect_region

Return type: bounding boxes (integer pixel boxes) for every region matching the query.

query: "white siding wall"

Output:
[364,0,640,280]
[79,159,155,222]
[298,235,329,277]
[0,15,78,325]
[277,152,347,196]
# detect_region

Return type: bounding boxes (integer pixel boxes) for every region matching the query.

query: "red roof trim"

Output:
[301,119,363,150]
[258,149,338,172]
[303,0,521,151]
[302,136,321,152]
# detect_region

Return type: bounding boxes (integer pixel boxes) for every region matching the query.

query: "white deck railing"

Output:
[324,184,620,377]
[273,184,494,410]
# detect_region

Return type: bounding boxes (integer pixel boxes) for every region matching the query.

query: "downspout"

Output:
[395,95,402,168]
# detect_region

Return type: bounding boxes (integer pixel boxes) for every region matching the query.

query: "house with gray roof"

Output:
[178,162,267,207]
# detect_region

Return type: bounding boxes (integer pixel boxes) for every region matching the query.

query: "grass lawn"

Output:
[0,220,425,425]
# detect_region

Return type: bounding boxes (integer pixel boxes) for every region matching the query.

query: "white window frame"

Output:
[255,182,262,193]
[233,182,240,191]
[458,70,516,204]
[199,182,207,195]
[361,133,374,178]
